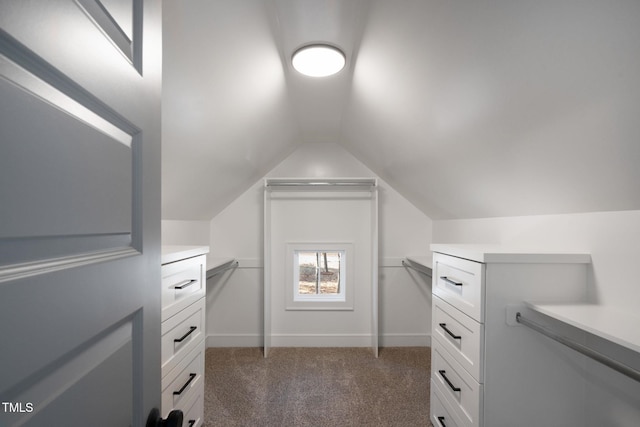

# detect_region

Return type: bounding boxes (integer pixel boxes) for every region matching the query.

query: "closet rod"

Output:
[265,181,376,187]
[515,312,640,383]
[206,260,239,279]
[401,259,432,276]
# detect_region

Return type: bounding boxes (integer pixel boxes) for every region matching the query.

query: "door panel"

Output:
[0,1,161,425]
[0,46,136,267]
[0,58,133,240]
[6,315,137,427]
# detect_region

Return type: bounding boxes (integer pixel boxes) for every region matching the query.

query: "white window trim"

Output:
[285,242,354,311]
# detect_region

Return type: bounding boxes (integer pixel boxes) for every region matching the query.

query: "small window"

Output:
[286,243,353,310]
[294,251,345,301]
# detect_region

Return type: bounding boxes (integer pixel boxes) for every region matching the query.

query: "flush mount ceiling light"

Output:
[291,44,346,77]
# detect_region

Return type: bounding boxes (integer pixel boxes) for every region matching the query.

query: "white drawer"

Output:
[162,344,205,416]
[432,343,483,427]
[431,381,465,427]
[161,297,206,379]
[161,254,206,320]
[433,253,485,322]
[175,375,204,427]
[433,296,484,382]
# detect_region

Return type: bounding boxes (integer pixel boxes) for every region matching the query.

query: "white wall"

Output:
[161,220,210,246]
[267,193,373,346]
[433,210,640,427]
[206,143,433,347]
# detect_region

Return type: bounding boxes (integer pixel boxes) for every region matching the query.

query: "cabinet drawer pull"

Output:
[439,323,462,340]
[438,370,461,392]
[174,326,197,343]
[440,276,463,287]
[437,416,447,427]
[175,279,197,290]
[173,373,197,395]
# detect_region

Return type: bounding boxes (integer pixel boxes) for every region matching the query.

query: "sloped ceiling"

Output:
[162,0,640,221]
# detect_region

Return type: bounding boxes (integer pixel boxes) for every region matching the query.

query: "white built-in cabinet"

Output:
[161,246,209,427]
[429,244,591,427]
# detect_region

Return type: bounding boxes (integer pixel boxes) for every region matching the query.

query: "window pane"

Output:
[319,252,340,294]
[298,251,318,294]
[290,246,349,307]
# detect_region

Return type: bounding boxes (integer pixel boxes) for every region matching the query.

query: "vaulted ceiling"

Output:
[161,0,640,221]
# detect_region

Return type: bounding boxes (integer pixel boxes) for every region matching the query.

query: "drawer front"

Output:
[433,296,484,382]
[432,343,482,427]
[162,344,205,416]
[161,254,206,320]
[176,375,204,427]
[161,297,206,378]
[431,381,465,427]
[433,253,485,322]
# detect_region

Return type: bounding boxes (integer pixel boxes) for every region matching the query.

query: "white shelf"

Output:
[431,244,591,264]
[526,303,640,354]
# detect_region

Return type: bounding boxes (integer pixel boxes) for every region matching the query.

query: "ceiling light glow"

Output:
[292,44,346,77]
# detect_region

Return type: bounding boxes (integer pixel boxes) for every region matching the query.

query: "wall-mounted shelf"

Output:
[526,303,640,354]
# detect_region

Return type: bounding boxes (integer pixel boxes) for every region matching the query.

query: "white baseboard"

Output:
[269,334,372,347]
[378,333,431,347]
[206,334,262,347]
[207,333,431,348]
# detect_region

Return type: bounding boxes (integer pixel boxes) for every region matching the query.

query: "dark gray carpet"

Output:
[203,347,432,426]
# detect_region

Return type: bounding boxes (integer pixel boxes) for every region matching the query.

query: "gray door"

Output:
[0,1,162,426]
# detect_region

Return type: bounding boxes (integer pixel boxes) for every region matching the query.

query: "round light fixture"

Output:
[291,44,346,77]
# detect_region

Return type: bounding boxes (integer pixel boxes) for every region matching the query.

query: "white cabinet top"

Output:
[431,244,591,264]
[161,245,210,265]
